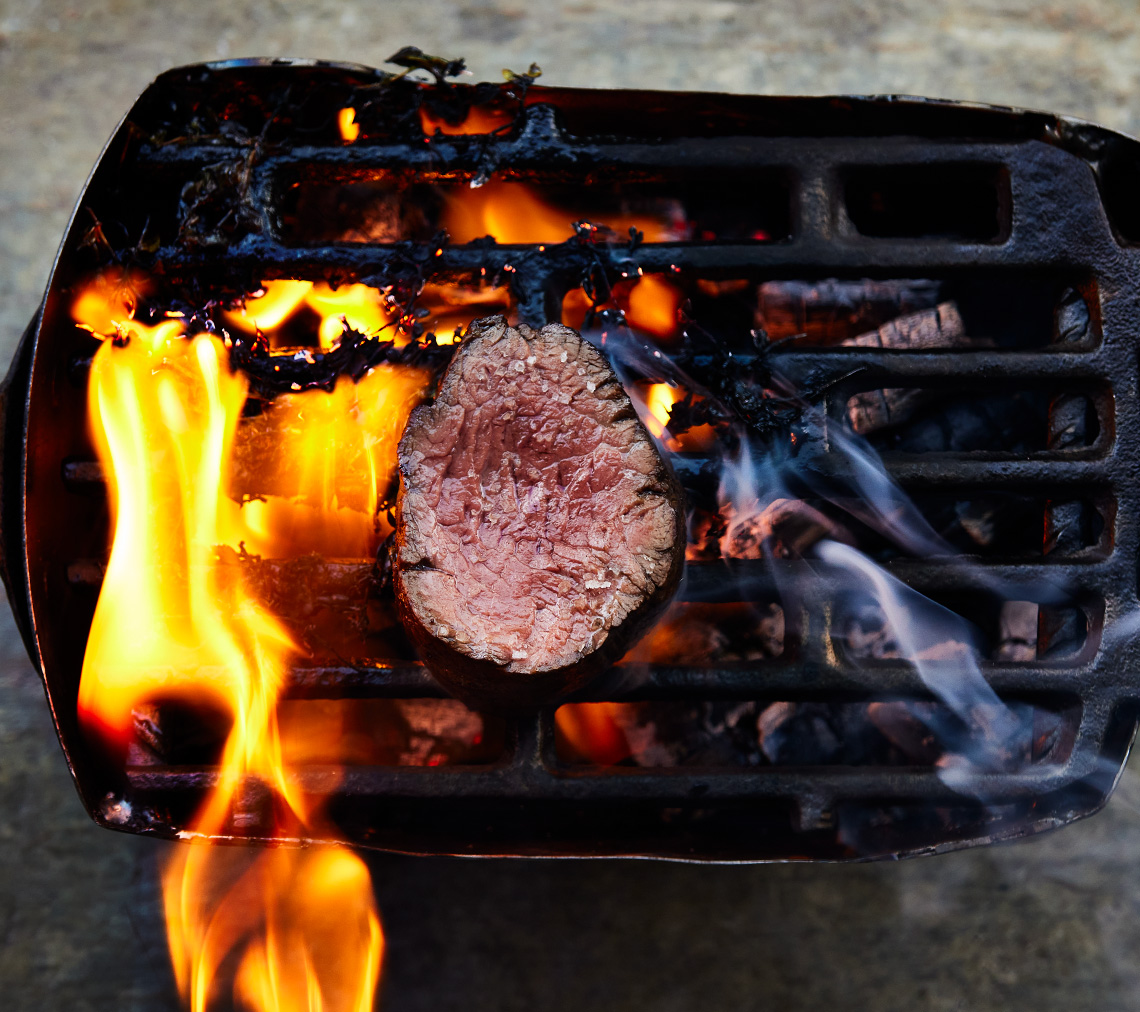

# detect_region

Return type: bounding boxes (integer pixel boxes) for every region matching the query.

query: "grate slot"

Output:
[279,170,795,246]
[842,163,1010,241]
[553,696,1079,769]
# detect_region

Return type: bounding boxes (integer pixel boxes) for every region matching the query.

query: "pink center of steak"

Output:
[397,321,679,674]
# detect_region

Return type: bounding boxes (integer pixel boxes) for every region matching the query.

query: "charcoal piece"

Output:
[741,603,786,659]
[592,701,767,768]
[836,601,973,665]
[395,316,684,707]
[129,700,230,766]
[994,600,1039,661]
[1044,500,1089,555]
[907,495,1044,557]
[276,698,503,767]
[757,702,897,765]
[841,302,968,350]
[1038,607,1086,658]
[954,499,997,549]
[756,278,941,343]
[838,601,903,661]
[650,617,731,665]
[1047,393,1094,450]
[394,698,487,766]
[846,387,929,435]
[1031,706,1074,763]
[285,180,442,244]
[685,506,725,562]
[937,495,1052,557]
[1054,287,1091,343]
[867,390,1050,453]
[608,705,685,767]
[646,602,785,662]
[865,701,942,764]
[221,550,378,626]
[723,498,853,560]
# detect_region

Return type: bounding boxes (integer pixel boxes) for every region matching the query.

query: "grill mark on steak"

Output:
[394,316,684,706]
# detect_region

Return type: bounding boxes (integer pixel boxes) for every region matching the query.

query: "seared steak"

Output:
[394,316,684,706]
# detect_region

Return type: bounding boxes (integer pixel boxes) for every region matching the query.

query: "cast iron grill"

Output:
[5,58,1140,860]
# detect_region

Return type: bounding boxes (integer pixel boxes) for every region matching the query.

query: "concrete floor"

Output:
[5,1,1140,1009]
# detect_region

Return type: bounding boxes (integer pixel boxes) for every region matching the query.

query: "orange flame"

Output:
[223,280,314,335]
[562,274,683,341]
[630,382,717,454]
[71,267,151,335]
[419,103,513,136]
[238,365,428,558]
[222,280,402,351]
[165,846,382,1012]
[441,180,675,245]
[554,704,631,766]
[338,107,360,143]
[644,383,676,440]
[305,283,397,350]
[74,277,398,1011]
[416,282,511,344]
[625,274,681,339]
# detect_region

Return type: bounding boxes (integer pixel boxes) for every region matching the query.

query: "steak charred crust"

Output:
[394,315,684,708]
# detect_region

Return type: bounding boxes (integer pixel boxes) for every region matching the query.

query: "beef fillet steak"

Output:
[394,316,684,707]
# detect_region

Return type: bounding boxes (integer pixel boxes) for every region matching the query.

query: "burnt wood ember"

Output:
[995,600,1039,662]
[395,317,684,707]
[5,59,1140,861]
[860,388,1057,451]
[722,498,854,560]
[846,387,931,435]
[756,279,943,344]
[841,302,967,350]
[129,696,505,768]
[642,602,786,663]
[560,697,1074,770]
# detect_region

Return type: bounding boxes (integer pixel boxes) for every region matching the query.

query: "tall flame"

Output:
[239,366,427,559]
[75,278,398,1011]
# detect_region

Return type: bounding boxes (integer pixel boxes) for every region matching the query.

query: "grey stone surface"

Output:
[4,1,1140,1009]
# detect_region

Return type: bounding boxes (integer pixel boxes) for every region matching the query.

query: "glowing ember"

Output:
[74,276,402,1011]
[337,107,360,143]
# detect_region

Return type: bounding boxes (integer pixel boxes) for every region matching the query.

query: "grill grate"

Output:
[5,59,1140,860]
